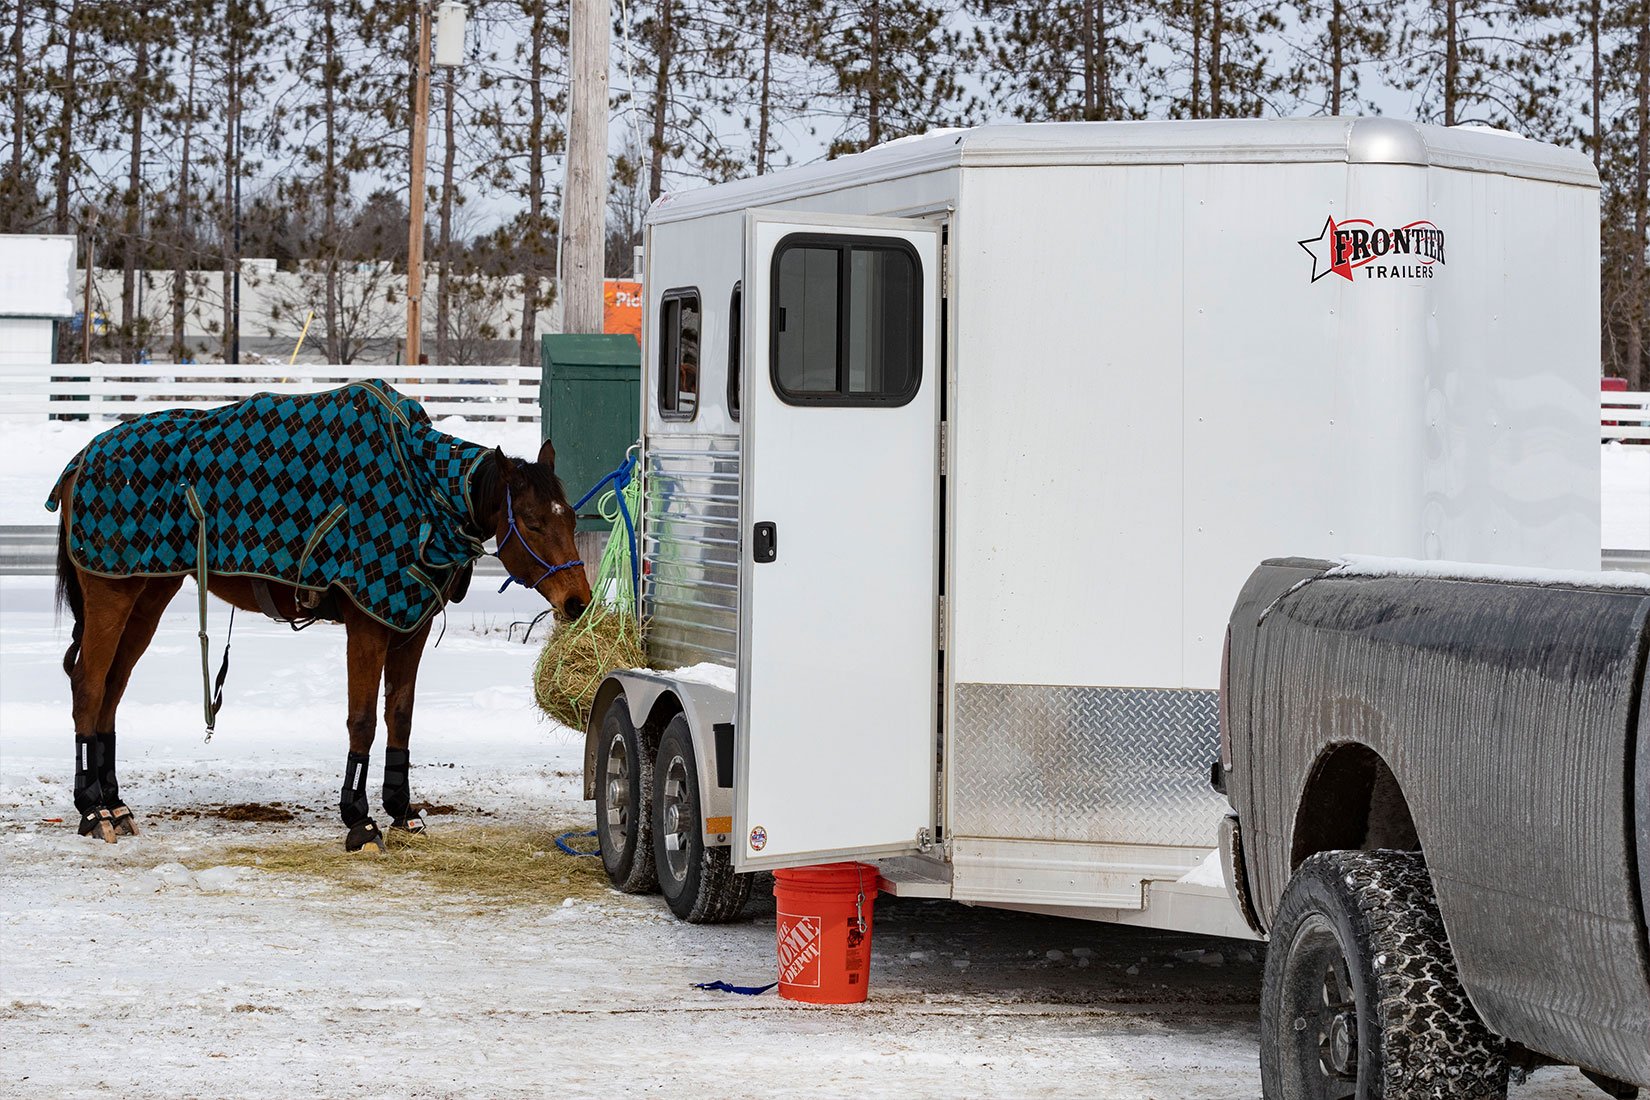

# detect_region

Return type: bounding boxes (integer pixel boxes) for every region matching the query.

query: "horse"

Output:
[49,384,592,852]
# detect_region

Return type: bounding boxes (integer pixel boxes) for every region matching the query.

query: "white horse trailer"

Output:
[583,118,1601,935]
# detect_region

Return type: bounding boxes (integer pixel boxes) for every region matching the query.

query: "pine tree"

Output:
[818,0,973,156]
[476,0,568,365]
[967,0,1150,121]
[1386,0,1572,132]
[1151,0,1287,118]
[723,0,825,172]
[1288,0,1398,114]
[621,0,743,198]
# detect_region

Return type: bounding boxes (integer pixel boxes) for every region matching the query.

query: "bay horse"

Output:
[53,434,591,851]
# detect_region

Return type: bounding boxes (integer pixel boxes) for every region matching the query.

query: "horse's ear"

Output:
[536,436,556,471]
[491,447,516,481]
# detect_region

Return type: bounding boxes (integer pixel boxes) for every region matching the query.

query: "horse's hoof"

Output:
[390,813,426,836]
[108,805,139,837]
[78,810,117,843]
[344,819,386,853]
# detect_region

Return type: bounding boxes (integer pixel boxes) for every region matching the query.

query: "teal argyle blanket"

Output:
[47,380,490,632]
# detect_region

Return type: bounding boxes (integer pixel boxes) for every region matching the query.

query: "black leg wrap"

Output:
[340,752,383,852]
[73,735,104,816]
[383,747,412,823]
[340,751,371,827]
[95,730,123,808]
[74,735,115,839]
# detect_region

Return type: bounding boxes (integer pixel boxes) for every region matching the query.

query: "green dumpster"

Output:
[539,333,641,531]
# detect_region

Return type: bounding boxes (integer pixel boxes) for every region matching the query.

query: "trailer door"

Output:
[734,211,942,870]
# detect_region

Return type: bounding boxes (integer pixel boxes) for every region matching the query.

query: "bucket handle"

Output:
[855,865,868,934]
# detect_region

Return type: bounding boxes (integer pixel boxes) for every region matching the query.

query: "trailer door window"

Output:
[771,235,920,406]
[658,288,700,420]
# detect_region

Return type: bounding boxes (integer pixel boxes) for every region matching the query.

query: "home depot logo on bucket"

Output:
[776,912,822,988]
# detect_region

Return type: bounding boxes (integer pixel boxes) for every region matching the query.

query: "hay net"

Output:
[533,458,645,730]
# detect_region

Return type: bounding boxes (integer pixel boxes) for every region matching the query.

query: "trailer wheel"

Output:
[596,699,656,893]
[652,716,751,923]
[1261,850,1507,1100]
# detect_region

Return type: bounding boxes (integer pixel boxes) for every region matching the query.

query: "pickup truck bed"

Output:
[1222,557,1650,1091]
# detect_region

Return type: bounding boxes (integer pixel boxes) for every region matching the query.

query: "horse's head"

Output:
[487,439,593,621]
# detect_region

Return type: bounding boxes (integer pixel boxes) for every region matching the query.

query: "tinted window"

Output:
[728,282,742,421]
[771,236,920,406]
[658,288,700,420]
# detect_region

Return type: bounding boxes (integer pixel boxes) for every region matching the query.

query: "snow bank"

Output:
[1602,443,1650,550]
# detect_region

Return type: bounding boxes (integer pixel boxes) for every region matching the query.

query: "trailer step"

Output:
[875,855,953,899]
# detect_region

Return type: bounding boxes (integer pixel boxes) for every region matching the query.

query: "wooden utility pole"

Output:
[563,0,610,335]
[407,4,433,365]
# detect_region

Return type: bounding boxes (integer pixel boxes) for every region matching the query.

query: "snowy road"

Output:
[0,576,1603,1099]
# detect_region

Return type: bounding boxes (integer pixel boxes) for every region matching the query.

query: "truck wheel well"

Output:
[1291,743,1420,871]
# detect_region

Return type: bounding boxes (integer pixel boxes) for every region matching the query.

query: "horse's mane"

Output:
[468,450,569,535]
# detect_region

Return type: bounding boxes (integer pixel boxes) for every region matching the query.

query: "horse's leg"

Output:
[69,573,144,842]
[340,610,390,852]
[92,576,185,835]
[381,619,434,834]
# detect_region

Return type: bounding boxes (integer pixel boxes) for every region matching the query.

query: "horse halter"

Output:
[491,485,584,594]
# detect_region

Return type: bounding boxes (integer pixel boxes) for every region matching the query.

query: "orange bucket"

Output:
[772,863,879,1004]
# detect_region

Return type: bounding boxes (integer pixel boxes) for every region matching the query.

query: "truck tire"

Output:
[596,699,656,894]
[652,716,751,923]
[1260,850,1508,1100]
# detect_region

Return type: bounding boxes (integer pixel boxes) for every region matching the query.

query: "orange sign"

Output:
[604,280,643,339]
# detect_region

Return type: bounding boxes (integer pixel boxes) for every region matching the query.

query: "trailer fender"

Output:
[583,670,736,846]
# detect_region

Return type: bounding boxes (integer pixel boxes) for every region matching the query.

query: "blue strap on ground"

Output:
[692,980,778,996]
[554,829,601,857]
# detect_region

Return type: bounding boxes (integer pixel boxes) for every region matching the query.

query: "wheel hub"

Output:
[603,734,630,857]
[1326,1012,1357,1076]
[660,754,691,883]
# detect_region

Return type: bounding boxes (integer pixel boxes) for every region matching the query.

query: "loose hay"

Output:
[532,605,645,731]
[202,824,614,906]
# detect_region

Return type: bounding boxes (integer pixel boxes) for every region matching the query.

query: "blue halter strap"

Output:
[492,485,584,593]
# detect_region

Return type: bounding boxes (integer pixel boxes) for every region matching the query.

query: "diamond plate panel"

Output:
[950,683,1227,847]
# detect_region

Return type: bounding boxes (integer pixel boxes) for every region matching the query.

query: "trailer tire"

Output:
[596,699,656,894]
[653,716,751,923]
[1260,850,1507,1100]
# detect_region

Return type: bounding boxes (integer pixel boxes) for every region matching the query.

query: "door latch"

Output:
[753,521,777,563]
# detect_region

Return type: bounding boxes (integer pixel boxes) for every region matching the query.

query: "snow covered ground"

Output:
[1603,443,1650,550]
[0,412,1627,1097]
[0,592,1606,1097]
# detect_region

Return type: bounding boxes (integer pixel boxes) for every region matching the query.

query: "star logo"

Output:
[1298,216,1355,283]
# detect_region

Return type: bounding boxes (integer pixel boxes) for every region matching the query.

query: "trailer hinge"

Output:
[916,827,934,852]
[939,243,949,297]
[937,594,947,640]
[937,421,948,472]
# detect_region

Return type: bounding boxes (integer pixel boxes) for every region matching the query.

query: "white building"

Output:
[0,235,77,365]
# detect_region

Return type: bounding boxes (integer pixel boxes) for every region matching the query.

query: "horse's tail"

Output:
[56,514,84,676]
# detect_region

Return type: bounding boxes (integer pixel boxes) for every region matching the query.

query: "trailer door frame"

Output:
[733,209,943,871]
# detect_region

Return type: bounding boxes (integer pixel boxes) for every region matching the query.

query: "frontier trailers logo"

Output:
[1298,216,1446,283]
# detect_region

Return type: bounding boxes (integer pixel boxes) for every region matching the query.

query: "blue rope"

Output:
[692,980,778,996]
[554,829,601,857]
[573,454,640,607]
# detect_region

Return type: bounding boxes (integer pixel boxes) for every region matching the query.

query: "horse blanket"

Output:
[47,381,491,632]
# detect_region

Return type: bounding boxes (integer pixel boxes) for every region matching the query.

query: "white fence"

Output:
[1603,391,1649,443]
[0,363,541,422]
